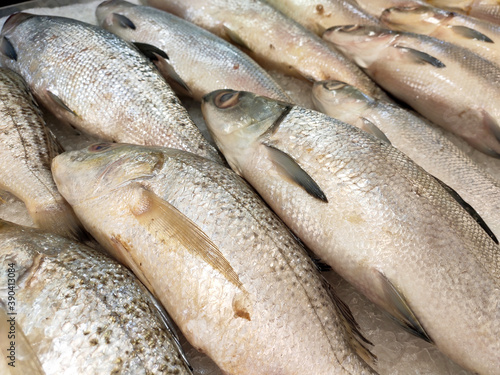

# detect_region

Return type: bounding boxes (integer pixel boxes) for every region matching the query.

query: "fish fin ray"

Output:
[360,117,391,144]
[0,36,17,61]
[395,46,445,68]
[112,13,136,30]
[46,90,78,117]
[152,53,192,96]
[223,25,252,51]
[133,42,169,60]
[378,272,433,343]
[265,145,328,202]
[131,187,245,291]
[450,25,493,43]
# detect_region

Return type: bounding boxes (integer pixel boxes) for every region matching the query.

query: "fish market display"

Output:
[353,0,427,17]
[202,89,500,375]
[95,0,290,102]
[425,0,500,25]
[381,6,500,66]
[312,80,500,239]
[0,219,192,375]
[145,0,387,100]
[323,25,500,158]
[264,0,379,35]
[0,67,83,240]
[52,142,377,375]
[0,12,222,163]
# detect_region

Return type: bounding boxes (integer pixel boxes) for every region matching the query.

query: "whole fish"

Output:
[263,0,379,35]
[202,89,500,375]
[425,0,500,25]
[0,67,83,240]
[95,0,290,102]
[0,13,222,163]
[0,219,192,375]
[312,80,500,240]
[52,142,377,375]
[145,0,386,100]
[381,6,500,66]
[323,25,500,158]
[353,0,426,17]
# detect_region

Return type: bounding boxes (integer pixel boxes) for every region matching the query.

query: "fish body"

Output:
[95,0,289,102]
[312,80,500,240]
[0,13,221,163]
[0,219,192,375]
[145,0,385,99]
[52,142,377,375]
[353,0,427,17]
[264,0,379,35]
[0,67,82,240]
[425,0,500,25]
[323,25,500,157]
[202,90,500,375]
[381,6,500,66]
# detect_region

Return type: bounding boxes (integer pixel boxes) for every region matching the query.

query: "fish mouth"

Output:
[2,12,35,34]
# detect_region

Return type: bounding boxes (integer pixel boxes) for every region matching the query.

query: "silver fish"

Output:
[425,0,500,25]
[0,219,192,375]
[323,25,500,158]
[353,0,427,17]
[145,0,387,100]
[0,67,83,240]
[0,13,222,163]
[52,142,377,375]
[96,0,290,103]
[202,89,500,375]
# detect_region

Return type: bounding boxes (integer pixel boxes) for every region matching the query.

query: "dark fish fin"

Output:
[0,36,17,60]
[483,109,500,144]
[223,25,252,51]
[133,42,169,60]
[265,144,328,202]
[434,177,498,244]
[396,46,445,68]
[309,252,332,272]
[149,52,192,96]
[378,272,433,343]
[451,25,493,43]
[360,117,391,144]
[46,90,78,117]
[130,187,245,292]
[321,277,377,366]
[112,12,136,30]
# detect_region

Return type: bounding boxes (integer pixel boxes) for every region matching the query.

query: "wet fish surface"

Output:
[0,219,192,375]
[0,67,83,240]
[96,0,290,102]
[312,80,500,240]
[0,13,222,163]
[52,142,377,375]
[323,25,500,157]
[145,0,386,100]
[425,0,500,25]
[202,89,500,375]
[353,0,427,17]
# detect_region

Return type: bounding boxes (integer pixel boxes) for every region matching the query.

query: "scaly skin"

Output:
[353,0,426,17]
[0,13,222,163]
[52,143,377,375]
[425,0,500,25]
[0,220,192,375]
[202,90,500,375]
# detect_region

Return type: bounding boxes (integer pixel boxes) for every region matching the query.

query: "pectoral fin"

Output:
[378,272,432,343]
[46,90,78,117]
[111,13,136,30]
[451,25,493,43]
[133,42,169,60]
[360,117,391,144]
[130,187,245,291]
[223,25,251,51]
[395,46,445,68]
[265,145,328,202]
[0,36,17,61]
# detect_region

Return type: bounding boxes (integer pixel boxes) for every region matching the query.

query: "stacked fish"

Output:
[0,0,499,374]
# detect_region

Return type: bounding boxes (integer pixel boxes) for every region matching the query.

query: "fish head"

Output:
[96,0,136,30]
[322,25,397,69]
[381,6,447,33]
[202,90,290,175]
[52,143,165,205]
[312,80,374,117]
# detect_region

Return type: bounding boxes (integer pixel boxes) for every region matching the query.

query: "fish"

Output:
[353,0,427,17]
[381,6,500,66]
[51,142,377,375]
[0,67,83,240]
[145,0,387,100]
[0,219,192,375]
[95,0,290,102]
[0,13,222,164]
[263,0,379,36]
[202,89,500,375]
[425,0,500,25]
[323,25,500,158]
[312,79,500,240]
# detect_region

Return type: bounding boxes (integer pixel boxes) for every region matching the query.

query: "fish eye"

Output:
[214,91,240,109]
[324,81,347,91]
[88,143,113,152]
